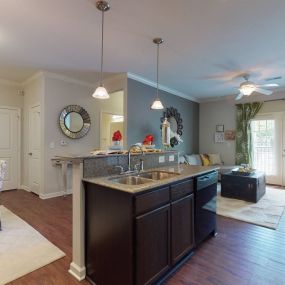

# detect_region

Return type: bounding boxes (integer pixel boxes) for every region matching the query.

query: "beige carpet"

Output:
[0,206,65,285]
[217,185,285,229]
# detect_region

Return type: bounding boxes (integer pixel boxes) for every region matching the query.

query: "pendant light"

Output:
[92,1,110,99]
[151,38,164,110]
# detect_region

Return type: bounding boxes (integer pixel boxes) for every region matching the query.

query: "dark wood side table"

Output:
[221,171,266,203]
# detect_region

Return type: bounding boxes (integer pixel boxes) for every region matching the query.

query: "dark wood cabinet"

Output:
[171,194,194,264]
[136,204,171,285]
[85,177,196,285]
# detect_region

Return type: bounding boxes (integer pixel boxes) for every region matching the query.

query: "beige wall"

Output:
[199,92,285,165]
[0,81,23,108]
[43,74,125,196]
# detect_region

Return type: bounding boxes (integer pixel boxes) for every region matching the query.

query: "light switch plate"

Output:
[169,155,175,162]
[159,156,165,163]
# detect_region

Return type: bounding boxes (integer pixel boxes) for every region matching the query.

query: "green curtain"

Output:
[235,102,263,165]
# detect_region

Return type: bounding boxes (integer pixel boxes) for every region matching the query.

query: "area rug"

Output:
[216,185,285,229]
[0,206,65,285]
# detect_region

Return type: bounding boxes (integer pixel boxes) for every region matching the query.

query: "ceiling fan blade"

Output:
[255,88,273,96]
[265,76,282,81]
[235,93,243,100]
[257,83,279,87]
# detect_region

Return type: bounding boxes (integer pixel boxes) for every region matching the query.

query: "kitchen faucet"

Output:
[128,144,144,172]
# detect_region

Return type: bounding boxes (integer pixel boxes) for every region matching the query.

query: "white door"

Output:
[28,105,41,195]
[0,107,19,190]
[251,114,282,185]
[282,114,285,186]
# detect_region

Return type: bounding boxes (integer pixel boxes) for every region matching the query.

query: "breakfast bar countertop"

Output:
[83,164,220,194]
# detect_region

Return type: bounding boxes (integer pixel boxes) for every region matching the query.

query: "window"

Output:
[251,119,275,175]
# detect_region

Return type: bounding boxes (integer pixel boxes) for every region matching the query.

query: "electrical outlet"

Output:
[169,155,175,162]
[159,156,165,163]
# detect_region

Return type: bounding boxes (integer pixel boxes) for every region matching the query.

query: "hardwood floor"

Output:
[1,188,285,285]
[1,189,89,285]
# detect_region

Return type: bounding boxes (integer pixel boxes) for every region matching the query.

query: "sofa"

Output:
[179,153,237,180]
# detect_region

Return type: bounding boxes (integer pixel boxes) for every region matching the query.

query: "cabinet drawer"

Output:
[171,179,193,201]
[135,187,170,215]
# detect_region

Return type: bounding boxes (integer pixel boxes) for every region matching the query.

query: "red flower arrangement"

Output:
[112,130,122,141]
[143,134,154,145]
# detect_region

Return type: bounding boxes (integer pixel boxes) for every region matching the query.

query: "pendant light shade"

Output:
[92,1,110,99]
[92,86,109,99]
[151,99,164,110]
[150,38,164,110]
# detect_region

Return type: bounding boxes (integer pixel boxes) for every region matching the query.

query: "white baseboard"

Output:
[20,185,30,192]
[39,188,72,200]
[69,262,86,281]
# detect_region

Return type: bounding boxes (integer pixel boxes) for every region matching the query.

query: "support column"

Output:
[69,160,86,281]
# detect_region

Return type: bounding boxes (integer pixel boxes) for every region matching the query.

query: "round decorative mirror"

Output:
[160,107,183,147]
[59,105,91,139]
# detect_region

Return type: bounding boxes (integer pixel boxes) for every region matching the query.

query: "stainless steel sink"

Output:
[138,170,180,180]
[109,176,153,185]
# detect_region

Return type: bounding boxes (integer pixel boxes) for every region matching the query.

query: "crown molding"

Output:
[41,71,95,88]
[21,71,44,86]
[0,78,21,87]
[127,72,200,103]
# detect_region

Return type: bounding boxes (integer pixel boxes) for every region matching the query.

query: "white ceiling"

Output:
[0,0,285,100]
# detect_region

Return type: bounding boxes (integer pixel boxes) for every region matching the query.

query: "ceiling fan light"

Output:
[240,84,255,96]
[92,86,110,99]
[150,99,164,110]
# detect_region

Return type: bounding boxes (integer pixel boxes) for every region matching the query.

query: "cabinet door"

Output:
[171,194,194,264]
[135,204,171,285]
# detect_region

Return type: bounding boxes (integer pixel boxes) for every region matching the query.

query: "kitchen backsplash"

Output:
[83,151,178,178]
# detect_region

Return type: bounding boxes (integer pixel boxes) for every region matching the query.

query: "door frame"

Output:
[28,103,41,195]
[0,105,21,190]
[100,110,124,149]
[252,112,283,185]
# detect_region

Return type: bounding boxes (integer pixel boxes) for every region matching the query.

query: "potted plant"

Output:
[112,130,122,146]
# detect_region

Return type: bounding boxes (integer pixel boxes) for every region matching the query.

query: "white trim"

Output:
[0,105,21,111]
[127,72,200,103]
[100,109,124,150]
[16,108,21,189]
[0,78,21,87]
[41,71,95,88]
[199,95,233,103]
[69,262,86,281]
[21,71,44,86]
[39,189,72,200]
[20,185,30,192]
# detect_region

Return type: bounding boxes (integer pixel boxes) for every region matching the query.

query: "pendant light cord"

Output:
[156,43,159,99]
[100,10,104,86]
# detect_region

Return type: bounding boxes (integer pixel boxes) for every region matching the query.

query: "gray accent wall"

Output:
[127,79,199,154]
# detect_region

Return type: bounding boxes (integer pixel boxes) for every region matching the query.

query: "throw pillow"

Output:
[200,154,210,166]
[208,153,222,165]
[179,155,186,164]
[184,154,198,165]
[194,154,202,166]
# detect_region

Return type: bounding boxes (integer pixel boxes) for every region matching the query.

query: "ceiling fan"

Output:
[235,75,280,100]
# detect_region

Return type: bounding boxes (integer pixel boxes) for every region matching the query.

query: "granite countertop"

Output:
[52,150,177,162]
[83,165,220,194]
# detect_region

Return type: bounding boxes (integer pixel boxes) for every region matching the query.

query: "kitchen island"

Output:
[83,164,218,285]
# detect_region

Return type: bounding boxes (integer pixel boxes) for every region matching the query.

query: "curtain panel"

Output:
[235,102,263,165]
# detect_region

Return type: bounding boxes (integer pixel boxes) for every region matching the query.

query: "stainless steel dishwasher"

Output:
[194,171,218,246]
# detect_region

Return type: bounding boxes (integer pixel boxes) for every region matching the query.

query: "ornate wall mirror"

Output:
[59,105,91,139]
[160,107,183,147]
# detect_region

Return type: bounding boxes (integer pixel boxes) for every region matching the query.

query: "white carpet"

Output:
[0,206,65,284]
[217,185,285,229]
